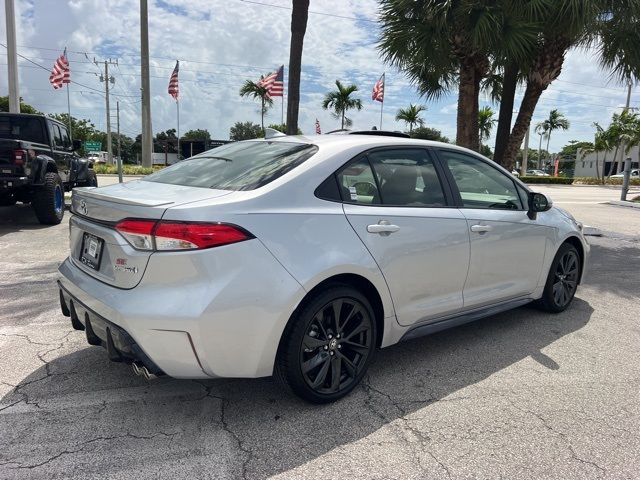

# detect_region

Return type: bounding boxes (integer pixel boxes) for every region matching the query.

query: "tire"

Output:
[32,172,65,225]
[85,170,98,187]
[276,285,377,403]
[537,243,581,313]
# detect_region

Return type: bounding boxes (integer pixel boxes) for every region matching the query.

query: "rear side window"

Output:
[337,156,381,204]
[50,124,64,149]
[368,149,446,206]
[145,141,318,191]
[0,115,47,143]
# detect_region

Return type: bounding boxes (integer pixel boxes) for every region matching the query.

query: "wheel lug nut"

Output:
[338,344,341,349]
[324,345,328,350]
[330,351,334,355]
[328,334,332,339]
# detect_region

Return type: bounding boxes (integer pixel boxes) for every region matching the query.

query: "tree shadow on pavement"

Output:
[0,299,594,478]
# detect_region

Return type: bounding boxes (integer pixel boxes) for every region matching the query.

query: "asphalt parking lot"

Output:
[1,180,639,479]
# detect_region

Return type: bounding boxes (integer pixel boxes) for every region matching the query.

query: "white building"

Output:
[575,145,640,177]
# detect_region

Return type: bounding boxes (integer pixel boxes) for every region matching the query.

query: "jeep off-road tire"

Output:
[33,172,65,225]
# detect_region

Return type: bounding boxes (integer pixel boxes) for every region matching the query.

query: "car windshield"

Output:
[0,115,47,144]
[144,141,318,191]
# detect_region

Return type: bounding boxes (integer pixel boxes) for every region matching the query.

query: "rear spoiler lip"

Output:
[72,187,174,207]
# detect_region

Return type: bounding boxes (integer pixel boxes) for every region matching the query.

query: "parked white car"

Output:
[526,169,550,176]
[610,169,639,179]
[58,133,589,402]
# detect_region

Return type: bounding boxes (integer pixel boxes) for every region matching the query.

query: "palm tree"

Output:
[286,0,309,135]
[239,78,273,134]
[379,1,540,152]
[502,2,640,167]
[540,110,570,168]
[478,106,496,151]
[322,80,362,130]
[605,110,640,178]
[395,104,426,134]
[535,121,548,170]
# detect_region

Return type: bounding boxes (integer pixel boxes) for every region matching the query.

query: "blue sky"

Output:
[1,0,638,152]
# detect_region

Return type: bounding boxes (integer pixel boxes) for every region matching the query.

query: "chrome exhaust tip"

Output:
[141,365,156,381]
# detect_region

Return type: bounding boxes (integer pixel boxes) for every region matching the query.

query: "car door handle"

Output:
[367,221,400,235]
[470,224,493,233]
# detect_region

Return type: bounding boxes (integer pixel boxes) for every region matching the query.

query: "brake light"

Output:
[12,149,27,166]
[115,219,253,251]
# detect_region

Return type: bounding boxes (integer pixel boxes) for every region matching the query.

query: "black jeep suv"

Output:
[0,113,98,224]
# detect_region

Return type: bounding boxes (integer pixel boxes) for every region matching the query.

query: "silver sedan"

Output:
[58,133,588,402]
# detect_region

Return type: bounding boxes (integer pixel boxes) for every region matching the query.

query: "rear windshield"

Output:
[144,141,318,190]
[0,115,47,144]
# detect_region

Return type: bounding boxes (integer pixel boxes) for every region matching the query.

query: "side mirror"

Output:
[528,192,552,219]
[72,139,83,151]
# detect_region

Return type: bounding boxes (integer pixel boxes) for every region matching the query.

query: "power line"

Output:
[237,0,378,23]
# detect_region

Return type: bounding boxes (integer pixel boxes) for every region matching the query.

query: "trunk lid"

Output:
[69,180,233,288]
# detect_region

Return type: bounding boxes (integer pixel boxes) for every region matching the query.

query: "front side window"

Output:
[439,150,523,210]
[145,141,318,191]
[59,125,71,148]
[368,149,446,206]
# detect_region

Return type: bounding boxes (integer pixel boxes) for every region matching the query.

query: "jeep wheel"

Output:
[33,172,65,225]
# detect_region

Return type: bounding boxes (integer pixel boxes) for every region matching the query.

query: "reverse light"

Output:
[115,219,155,250]
[115,219,253,251]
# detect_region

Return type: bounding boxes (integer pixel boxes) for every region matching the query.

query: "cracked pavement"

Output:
[1,185,640,479]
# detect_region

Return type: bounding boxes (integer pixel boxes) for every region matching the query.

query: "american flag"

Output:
[258,65,284,97]
[315,118,321,134]
[372,73,385,102]
[49,50,70,90]
[168,60,179,100]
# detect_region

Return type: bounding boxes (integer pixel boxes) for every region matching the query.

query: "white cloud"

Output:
[1,1,638,152]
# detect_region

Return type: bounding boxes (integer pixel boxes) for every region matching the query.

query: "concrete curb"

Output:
[606,200,640,209]
[583,226,603,236]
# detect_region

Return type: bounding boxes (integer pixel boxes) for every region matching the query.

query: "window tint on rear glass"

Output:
[0,115,47,144]
[144,141,318,191]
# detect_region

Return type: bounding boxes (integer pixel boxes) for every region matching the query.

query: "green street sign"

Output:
[84,141,102,152]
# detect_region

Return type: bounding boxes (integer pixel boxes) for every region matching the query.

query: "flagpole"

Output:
[176,99,180,160]
[379,73,385,130]
[281,95,284,126]
[65,47,73,143]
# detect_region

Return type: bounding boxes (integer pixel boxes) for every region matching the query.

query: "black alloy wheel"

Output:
[538,243,581,313]
[277,286,376,403]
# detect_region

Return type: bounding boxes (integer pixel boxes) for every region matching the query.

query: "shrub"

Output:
[573,177,640,186]
[92,164,158,175]
[519,176,573,184]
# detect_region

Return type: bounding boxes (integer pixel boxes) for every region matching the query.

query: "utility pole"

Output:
[95,58,117,167]
[621,83,633,201]
[5,0,20,112]
[140,0,153,168]
[116,101,123,183]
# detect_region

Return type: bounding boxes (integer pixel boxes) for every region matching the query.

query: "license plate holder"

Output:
[80,233,104,270]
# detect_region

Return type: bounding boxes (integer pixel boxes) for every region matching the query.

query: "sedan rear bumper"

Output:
[57,237,306,379]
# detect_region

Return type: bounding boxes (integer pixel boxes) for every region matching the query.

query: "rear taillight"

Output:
[115,219,253,251]
[12,149,27,166]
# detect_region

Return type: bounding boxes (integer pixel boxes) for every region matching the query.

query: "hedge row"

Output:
[519,176,573,184]
[521,176,640,186]
[572,177,640,186]
[92,164,160,175]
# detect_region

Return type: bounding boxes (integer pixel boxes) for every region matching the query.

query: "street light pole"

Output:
[140,0,153,168]
[5,0,20,113]
[116,101,123,183]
